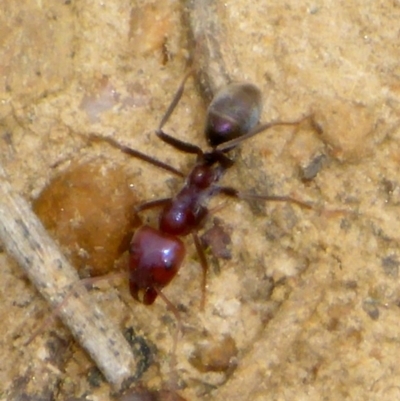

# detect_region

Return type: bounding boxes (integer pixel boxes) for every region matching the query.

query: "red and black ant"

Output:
[89,70,311,314]
[25,71,313,397]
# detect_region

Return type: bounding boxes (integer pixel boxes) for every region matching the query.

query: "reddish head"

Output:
[129,225,186,304]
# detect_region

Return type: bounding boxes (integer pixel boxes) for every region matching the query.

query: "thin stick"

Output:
[0,164,136,390]
[186,0,240,99]
[25,271,127,346]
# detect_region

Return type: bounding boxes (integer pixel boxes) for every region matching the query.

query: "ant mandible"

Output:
[90,70,310,311]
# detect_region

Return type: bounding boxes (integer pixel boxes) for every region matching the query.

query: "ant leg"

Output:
[192,231,208,310]
[215,115,312,152]
[156,129,203,157]
[157,69,194,131]
[86,134,185,178]
[217,186,313,210]
[25,271,126,345]
[155,69,205,157]
[84,70,198,176]
[153,287,182,385]
[154,287,182,349]
[134,198,171,214]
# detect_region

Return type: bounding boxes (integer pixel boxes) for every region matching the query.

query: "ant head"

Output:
[205,83,262,148]
[128,226,186,305]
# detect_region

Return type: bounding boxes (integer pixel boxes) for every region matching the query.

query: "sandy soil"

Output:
[2,1,400,400]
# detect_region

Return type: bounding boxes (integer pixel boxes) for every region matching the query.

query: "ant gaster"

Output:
[91,71,310,310]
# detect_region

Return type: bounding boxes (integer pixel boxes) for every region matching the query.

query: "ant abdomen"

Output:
[205,83,262,148]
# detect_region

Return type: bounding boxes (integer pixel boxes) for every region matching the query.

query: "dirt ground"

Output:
[2,1,400,400]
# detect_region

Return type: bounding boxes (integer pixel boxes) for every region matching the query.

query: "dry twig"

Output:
[0,164,136,390]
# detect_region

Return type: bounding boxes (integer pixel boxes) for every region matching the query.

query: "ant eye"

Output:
[205,83,262,147]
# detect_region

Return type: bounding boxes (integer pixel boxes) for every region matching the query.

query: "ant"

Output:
[88,70,311,315]
[25,71,312,397]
